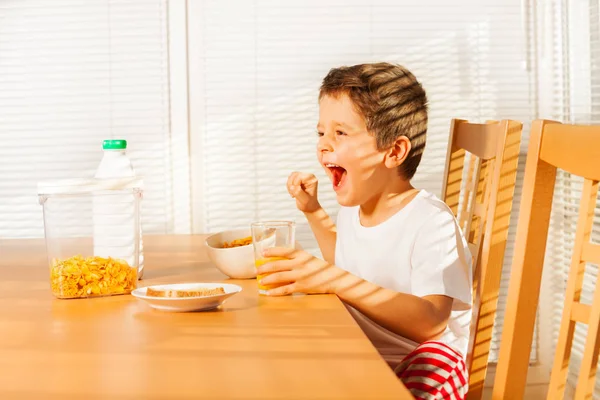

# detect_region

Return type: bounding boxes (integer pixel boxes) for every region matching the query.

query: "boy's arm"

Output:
[304,207,336,265]
[260,250,454,343]
[287,171,337,264]
[332,274,453,343]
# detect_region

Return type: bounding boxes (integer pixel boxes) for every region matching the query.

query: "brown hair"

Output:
[319,62,428,180]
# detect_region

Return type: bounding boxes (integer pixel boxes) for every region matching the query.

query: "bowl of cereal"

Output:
[205,228,256,279]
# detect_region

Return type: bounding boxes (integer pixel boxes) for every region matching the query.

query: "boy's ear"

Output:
[384,136,411,169]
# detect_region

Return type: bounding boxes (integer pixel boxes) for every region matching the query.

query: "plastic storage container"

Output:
[38,177,143,299]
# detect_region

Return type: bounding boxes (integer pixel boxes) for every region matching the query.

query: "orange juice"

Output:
[255,256,287,294]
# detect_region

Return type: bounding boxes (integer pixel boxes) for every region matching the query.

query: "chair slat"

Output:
[570,302,591,324]
[582,242,600,264]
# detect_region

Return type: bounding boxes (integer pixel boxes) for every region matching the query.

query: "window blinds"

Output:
[0,0,176,238]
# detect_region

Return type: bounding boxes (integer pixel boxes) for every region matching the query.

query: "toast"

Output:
[146,286,225,298]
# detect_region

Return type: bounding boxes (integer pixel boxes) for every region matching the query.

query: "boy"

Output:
[257,63,472,389]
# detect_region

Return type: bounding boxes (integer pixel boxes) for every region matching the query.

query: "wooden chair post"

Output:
[466,120,522,399]
[491,120,558,398]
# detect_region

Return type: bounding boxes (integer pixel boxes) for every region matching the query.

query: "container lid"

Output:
[37,177,143,196]
[103,139,127,150]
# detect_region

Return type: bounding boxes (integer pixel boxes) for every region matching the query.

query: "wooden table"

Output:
[0,235,411,399]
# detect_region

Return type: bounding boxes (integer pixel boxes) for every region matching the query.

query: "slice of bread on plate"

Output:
[146,286,225,298]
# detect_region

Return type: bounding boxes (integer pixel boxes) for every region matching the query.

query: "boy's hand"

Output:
[256,247,346,296]
[287,172,320,213]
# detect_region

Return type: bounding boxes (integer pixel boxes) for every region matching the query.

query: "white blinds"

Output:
[0,0,177,238]
[191,0,534,265]
[539,0,600,396]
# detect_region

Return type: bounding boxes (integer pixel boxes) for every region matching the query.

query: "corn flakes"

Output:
[50,255,137,299]
[222,236,252,248]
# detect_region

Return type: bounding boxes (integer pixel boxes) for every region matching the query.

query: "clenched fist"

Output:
[287,171,320,213]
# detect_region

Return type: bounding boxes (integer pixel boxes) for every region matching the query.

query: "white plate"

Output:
[131,282,242,312]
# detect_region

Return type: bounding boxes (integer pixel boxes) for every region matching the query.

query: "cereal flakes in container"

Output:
[37,177,143,299]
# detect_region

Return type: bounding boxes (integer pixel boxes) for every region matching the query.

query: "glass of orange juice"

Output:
[250,220,295,295]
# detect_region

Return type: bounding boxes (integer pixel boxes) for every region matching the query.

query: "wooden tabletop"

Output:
[0,235,411,400]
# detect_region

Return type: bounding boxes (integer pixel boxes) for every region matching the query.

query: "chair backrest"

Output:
[441,118,523,399]
[492,120,600,399]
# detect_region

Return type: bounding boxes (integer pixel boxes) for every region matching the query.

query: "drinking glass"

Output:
[251,221,295,295]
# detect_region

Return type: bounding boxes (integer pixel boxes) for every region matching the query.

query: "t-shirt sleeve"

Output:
[410,209,472,311]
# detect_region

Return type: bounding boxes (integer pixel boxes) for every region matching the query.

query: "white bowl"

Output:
[205,228,256,279]
[132,282,242,312]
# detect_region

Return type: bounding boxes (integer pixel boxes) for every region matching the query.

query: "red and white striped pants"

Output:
[395,341,468,400]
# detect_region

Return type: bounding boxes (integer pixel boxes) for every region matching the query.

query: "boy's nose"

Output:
[317,136,334,152]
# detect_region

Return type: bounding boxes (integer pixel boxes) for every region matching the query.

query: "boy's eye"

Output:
[336,130,347,136]
[316,131,324,137]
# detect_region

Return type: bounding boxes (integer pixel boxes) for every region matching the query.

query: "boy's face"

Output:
[317,94,390,207]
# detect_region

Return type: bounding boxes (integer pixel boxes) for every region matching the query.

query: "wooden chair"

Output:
[441,118,523,399]
[492,120,600,399]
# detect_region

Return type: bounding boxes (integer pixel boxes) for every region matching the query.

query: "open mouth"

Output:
[325,163,347,189]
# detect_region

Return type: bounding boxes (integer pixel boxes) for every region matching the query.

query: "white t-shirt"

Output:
[334,189,473,370]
